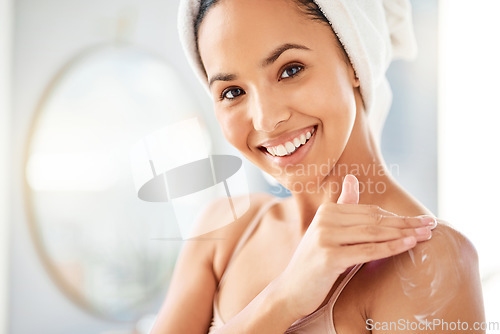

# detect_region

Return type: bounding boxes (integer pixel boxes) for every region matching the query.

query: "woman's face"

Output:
[198,0,360,189]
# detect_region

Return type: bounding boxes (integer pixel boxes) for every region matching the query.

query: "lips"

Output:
[264,128,315,157]
[260,126,316,158]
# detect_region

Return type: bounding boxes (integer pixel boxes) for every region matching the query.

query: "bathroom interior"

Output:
[0,0,499,333]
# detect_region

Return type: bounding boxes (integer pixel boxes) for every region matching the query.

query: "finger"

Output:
[317,203,398,217]
[336,174,359,205]
[377,206,398,217]
[322,211,436,228]
[338,236,417,265]
[329,225,432,244]
[416,215,438,230]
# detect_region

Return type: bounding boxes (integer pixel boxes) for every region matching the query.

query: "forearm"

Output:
[215,278,298,334]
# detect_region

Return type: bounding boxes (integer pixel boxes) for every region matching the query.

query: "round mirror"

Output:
[23,44,209,321]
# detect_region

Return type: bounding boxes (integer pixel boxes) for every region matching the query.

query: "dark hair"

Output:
[194,0,350,69]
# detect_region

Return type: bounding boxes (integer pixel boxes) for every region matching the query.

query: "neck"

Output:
[287,98,414,232]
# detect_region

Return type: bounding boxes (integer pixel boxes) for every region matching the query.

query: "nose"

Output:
[250,91,291,132]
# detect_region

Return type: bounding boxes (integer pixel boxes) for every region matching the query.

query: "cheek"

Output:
[300,71,356,154]
[215,109,250,149]
[320,99,356,149]
[303,82,355,126]
[315,70,356,125]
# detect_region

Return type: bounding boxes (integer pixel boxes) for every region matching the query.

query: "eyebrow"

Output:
[208,73,237,88]
[208,43,311,88]
[262,43,311,67]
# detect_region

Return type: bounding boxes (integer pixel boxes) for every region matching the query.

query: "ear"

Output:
[353,75,360,88]
[348,64,360,88]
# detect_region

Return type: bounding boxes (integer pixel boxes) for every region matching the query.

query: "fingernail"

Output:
[420,216,437,227]
[415,227,431,235]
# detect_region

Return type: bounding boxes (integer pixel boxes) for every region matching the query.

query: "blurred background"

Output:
[0,0,499,333]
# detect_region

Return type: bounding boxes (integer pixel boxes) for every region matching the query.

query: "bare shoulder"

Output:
[150,194,274,333]
[400,221,479,267]
[194,193,277,281]
[387,222,479,283]
[359,222,485,329]
[196,192,276,239]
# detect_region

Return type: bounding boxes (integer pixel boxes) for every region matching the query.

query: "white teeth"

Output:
[285,141,296,154]
[293,137,301,148]
[264,127,316,157]
[276,145,287,156]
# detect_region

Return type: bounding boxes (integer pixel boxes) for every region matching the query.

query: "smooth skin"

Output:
[151,0,485,332]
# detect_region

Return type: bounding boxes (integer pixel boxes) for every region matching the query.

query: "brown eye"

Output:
[221,87,245,100]
[280,65,303,79]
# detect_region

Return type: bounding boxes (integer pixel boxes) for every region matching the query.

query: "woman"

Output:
[151,0,485,333]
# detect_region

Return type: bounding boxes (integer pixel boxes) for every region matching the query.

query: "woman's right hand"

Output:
[276,174,437,320]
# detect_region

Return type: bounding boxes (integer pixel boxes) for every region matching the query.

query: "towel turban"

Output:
[177,0,418,143]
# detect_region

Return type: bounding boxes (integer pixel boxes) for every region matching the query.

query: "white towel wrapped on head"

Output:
[177,0,418,143]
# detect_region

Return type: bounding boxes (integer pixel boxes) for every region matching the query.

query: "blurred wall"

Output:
[9,0,212,333]
[383,0,438,215]
[1,0,13,332]
[7,1,437,334]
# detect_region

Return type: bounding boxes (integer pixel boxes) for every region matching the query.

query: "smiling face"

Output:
[197,0,361,189]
